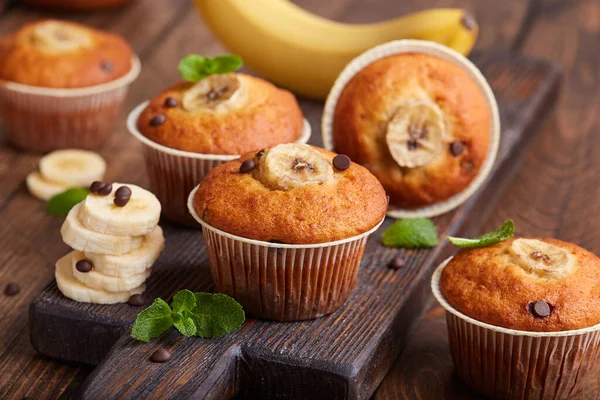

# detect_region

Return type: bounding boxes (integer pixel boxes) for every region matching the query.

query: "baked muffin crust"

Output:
[193,145,387,244]
[137,74,304,155]
[440,238,600,332]
[333,53,491,208]
[0,20,133,88]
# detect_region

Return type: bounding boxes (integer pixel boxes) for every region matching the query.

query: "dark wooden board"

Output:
[28,51,561,400]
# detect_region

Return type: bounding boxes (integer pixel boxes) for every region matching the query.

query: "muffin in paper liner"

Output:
[432,257,600,400]
[0,56,141,153]
[321,40,500,219]
[187,185,383,321]
[128,101,312,227]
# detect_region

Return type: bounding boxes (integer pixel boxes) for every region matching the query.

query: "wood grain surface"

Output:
[0,0,591,399]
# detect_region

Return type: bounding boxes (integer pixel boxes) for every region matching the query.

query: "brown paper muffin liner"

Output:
[432,258,600,400]
[128,101,312,227]
[188,185,384,321]
[0,56,141,153]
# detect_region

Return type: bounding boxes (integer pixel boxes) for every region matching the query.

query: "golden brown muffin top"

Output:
[137,73,304,155]
[440,238,600,332]
[0,20,133,88]
[333,53,491,208]
[193,144,388,244]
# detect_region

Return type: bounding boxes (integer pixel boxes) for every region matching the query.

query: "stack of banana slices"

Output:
[56,183,164,304]
[27,149,106,201]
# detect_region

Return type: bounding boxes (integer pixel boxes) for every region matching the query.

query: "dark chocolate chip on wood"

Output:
[128,294,146,306]
[150,348,172,363]
[333,154,351,170]
[388,255,406,270]
[4,283,19,296]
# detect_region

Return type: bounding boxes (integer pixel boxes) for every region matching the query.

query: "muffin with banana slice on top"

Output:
[129,54,309,225]
[0,20,140,151]
[188,143,387,321]
[325,40,499,217]
[433,237,600,399]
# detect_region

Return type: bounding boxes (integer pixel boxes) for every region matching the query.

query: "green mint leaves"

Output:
[130,290,245,343]
[178,54,243,82]
[447,219,515,248]
[381,218,439,249]
[46,188,89,216]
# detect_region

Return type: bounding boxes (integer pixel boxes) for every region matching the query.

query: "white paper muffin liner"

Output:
[0,56,141,152]
[187,185,383,321]
[127,101,311,226]
[432,257,600,400]
[322,40,501,219]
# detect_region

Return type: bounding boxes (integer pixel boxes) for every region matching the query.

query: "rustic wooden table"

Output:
[0,0,597,399]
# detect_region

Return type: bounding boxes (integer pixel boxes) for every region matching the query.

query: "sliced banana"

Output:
[508,238,575,279]
[31,21,93,53]
[182,73,246,113]
[386,90,451,168]
[85,226,164,277]
[72,251,151,292]
[252,143,334,191]
[26,171,71,201]
[56,252,144,304]
[39,149,106,187]
[61,204,143,255]
[79,183,161,237]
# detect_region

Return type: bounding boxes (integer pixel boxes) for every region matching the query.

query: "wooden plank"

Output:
[28,52,561,399]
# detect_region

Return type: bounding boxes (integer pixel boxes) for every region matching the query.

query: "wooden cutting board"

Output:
[29,51,561,400]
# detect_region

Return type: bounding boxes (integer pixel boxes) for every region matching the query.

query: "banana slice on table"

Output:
[252,143,334,191]
[26,171,71,201]
[508,238,575,279]
[56,252,145,304]
[386,92,451,168]
[79,183,161,237]
[31,21,93,52]
[85,226,164,277]
[61,204,143,255]
[182,73,245,113]
[39,149,106,187]
[72,251,151,292]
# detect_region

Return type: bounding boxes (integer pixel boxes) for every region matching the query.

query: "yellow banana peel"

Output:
[194,0,478,100]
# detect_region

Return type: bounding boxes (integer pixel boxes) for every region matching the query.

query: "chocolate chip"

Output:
[388,255,406,270]
[333,154,351,170]
[100,60,114,72]
[239,159,256,173]
[114,186,132,207]
[4,283,19,296]
[461,12,476,32]
[128,294,147,306]
[461,160,474,172]
[90,181,104,193]
[164,97,178,108]
[256,149,265,159]
[75,259,93,273]
[450,141,465,156]
[150,348,172,363]
[528,300,552,318]
[407,140,419,151]
[90,181,112,196]
[150,114,167,126]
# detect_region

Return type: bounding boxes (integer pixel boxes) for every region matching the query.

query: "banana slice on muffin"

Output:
[508,238,575,279]
[31,20,93,52]
[182,73,246,113]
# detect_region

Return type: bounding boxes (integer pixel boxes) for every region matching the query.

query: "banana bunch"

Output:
[27,150,106,201]
[194,0,478,99]
[56,183,164,304]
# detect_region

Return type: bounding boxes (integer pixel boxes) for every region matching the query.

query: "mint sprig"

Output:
[178,54,243,82]
[130,290,245,343]
[447,219,515,248]
[47,188,89,216]
[381,218,439,249]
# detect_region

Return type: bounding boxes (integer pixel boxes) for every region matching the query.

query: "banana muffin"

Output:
[0,20,133,88]
[193,143,387,243]
[440,238,600,332]
[137,73,304,155]
[332,52,491,208]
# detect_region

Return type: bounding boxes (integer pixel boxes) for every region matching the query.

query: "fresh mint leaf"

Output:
[190,293,245,339]
[171,289,196,314]
[178,53,243,82]
[173,315,197,337]
[47,188,89,216]
[381,218,439,248]
[447,220,515,248]
[130,298,173,343]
